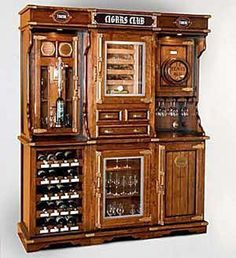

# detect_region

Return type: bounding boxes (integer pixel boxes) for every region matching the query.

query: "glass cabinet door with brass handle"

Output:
[95,149,152,229]
[30,33,83,136]
[95,32,153,104]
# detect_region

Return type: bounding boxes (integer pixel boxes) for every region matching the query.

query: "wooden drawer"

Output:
[97,110,122,122]
[97,125,149,137]
[126,110,149,121]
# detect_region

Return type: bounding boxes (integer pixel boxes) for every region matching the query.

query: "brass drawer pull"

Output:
[133,114,143,118]
[133,128,142,133]
[104,114,115,119]
[104,129,113,134]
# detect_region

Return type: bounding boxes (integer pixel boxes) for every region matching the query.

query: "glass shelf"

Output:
[103,157,144,218]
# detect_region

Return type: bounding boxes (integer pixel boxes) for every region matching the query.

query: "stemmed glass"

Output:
[114,173,120,196]
[106,173,113,195]
[169,100,178,117]
[106,203,116,217]
[130,204,136,215]
[133,175,139,194]
[121,175,126,195]
[116,203,125,216]
[128,175,133,195]
[181,101,189,117]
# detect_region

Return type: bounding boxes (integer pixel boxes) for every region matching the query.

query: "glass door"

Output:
[96,149,152,229]
[32,33,81,135]
[105,41,145,96]
[103,157,144,218]
[96,33,153,104]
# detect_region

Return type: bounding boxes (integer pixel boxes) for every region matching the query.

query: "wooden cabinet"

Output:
[18,5,210,252]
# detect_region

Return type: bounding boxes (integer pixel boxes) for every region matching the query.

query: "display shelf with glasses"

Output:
[104,157,143,218]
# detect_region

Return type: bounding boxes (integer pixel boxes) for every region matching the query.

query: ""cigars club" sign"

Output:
[93,12,156,27]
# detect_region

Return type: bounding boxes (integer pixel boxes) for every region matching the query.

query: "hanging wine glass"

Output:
[181,101,189,117]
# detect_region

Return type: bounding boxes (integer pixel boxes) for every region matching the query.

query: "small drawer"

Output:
[127,110,149,121]
[97,125,149,137]
[97,110,122,122]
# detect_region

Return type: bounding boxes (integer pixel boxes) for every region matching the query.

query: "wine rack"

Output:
[35,149,83,235]
[104,157,143,218]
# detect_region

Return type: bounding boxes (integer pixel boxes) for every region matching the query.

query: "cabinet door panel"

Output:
[166,151,196,217]
[157,142,205,225]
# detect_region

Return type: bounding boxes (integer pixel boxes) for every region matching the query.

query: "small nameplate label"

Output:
[70,226,79,231]
[51,10,72,24]
[61,211,69,215]
[93,13,156,27]
[40,213,49,217]
[51,163,59,168]
[61,162,69,167]
[70,210,79,215]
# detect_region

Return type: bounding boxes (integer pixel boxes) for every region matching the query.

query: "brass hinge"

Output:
[182,87,193,92]
[85,233,95,238]
[139,150,152,155]
[33,35,46,40]
[141,98,152,104]
[33,128,47,134]
[193,143,204,150]
[139,216,152,222]
[149,226,159,231]
[191,215,204,220]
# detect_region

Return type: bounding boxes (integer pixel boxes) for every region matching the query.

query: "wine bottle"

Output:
[39,186,48,195]
[54,151,64,160]
[56,201,68,210]
[37,170,47,178]
[67,200,77,209]
[56,216,67,226]
[47,201,55,210]
[67,168,77,177]
[38,154,46,161]
[56,96,65,127]
[64,151,74,160]
[47,185,58,194]
[48,169,56,178]
[45,217,56,227]
[47,153,55,161]
[57,184,65,193]
[66,216,77,226]
[37,202,48,211]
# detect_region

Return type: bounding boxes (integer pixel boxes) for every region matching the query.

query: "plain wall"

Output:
[0,0,236,258]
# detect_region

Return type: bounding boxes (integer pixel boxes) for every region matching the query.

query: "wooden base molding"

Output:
[18,222,208,252]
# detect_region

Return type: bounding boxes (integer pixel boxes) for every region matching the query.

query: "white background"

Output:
[1,0,236,257]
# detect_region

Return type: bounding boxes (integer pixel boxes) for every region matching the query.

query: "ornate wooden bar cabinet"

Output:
[18,5,210,252]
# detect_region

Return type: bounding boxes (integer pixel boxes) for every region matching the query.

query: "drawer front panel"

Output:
[127,110,149,121]
[98,125,149,137]
[97,110,122,122]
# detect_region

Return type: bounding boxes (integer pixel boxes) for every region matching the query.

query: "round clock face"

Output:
[162,59,190,85]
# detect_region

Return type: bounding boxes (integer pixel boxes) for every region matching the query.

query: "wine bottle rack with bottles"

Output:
[35,149,83,235]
